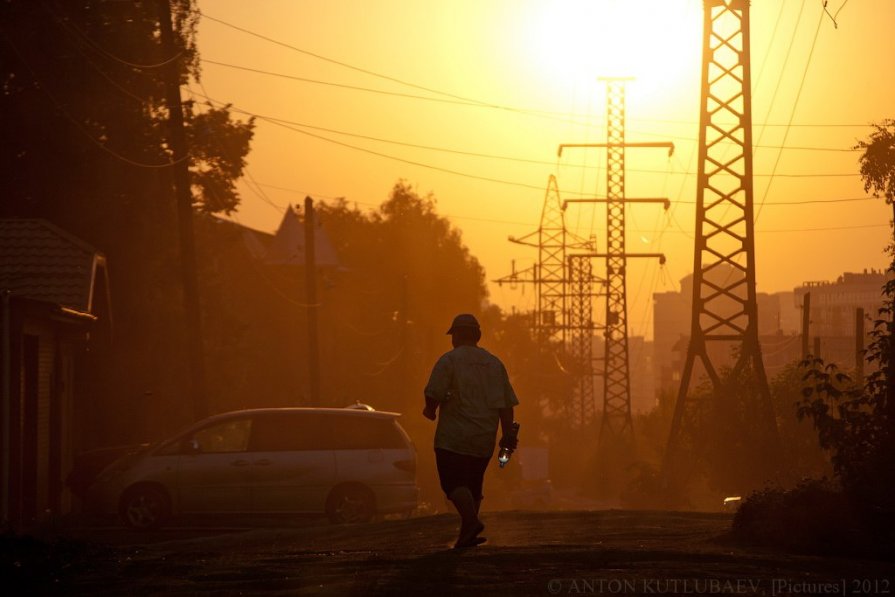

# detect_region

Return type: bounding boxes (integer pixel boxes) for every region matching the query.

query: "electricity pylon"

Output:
[498,175,567,341]
[496,176,598,426]
[498,174,566,343]
[663,0,781,491]
[568,253,598,425]
[561,79,672,443]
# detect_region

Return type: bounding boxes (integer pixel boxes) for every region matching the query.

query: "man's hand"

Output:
[499,433,518,451]
[422,405,437,421]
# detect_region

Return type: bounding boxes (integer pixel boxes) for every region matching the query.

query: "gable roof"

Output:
[264,205,340,268]
[0,219,108,314]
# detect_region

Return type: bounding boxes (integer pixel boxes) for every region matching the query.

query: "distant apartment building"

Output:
[793,269,889,369]
[652,269,888,402]
[652,272,800,398]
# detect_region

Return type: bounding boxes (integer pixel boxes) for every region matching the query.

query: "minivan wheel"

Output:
[326,486,375,524]
[120,485,171,530]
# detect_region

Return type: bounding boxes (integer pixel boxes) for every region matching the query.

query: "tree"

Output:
[730,122,895,552]
[856,119,895,241]
[797,273,895,537]
[855,119,895,439]
[0,0,253,443]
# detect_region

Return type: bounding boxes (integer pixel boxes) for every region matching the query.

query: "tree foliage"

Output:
[0,0,254,443]
[856,119,895,205]
[797,264,895,525]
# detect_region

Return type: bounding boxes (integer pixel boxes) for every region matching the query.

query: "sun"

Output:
[517,0,703,107]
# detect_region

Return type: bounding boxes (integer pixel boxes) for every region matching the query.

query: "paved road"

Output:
[43,510,895,595]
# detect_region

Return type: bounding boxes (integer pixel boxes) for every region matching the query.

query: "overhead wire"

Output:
[189,87,862,184]
[199,59,865,155]
[197,9,871,129]
[0,28,185,169]
[756,6,828,221]
[185,88,286,214]
[46,5,155,107]
[753,0,808,160]
[196,8,595,126]
[46,2,183,70]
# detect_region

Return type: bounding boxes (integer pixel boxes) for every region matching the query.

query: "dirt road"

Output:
[32,510,895,595]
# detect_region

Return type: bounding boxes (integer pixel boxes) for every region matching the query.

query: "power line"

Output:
[201,59,485,109]
[197,9,548,116]
[757,7,827,221]
[246,178,884,233]
[0,28,184,169]
[197,9,873,130]
[46,3,183,70]
[754,0,808,161]
[184,84,288,217]
[630,117,871,128]
[191,88,862,181]
[46,7,153,107]
[200,57,874,137]
[192,70,860,155]
[188,87,584,168]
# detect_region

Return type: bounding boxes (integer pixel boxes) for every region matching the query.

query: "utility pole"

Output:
[663,0,781,495]
[855,307,864,385]
[304,196,321,405]
[399,274,409,409]
[801,292,811,358]
[560,78,672,443]
[158,0,206,419]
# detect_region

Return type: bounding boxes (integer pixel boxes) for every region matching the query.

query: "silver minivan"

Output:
[89,408,418,529]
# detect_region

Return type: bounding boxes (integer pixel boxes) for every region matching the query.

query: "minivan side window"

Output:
[330,416,405,450]
[193,418,252,453]
[250,413,334,451]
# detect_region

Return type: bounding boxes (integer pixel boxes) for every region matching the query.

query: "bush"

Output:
[731,479,876,557]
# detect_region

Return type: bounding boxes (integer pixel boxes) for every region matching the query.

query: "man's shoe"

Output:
[453,521,485,549]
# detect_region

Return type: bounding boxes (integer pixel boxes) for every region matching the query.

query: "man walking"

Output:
[423,313,519,549]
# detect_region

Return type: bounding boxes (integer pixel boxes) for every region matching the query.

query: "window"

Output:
[249,413,334,452]
[192,418,252,453]
[329,416,406,450]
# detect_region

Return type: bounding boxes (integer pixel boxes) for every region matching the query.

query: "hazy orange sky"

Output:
[194,0,894,340]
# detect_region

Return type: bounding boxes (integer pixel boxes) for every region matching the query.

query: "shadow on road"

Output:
[368,547,466,596]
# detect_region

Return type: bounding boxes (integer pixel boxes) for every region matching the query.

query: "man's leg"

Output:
[436,449,485,548]
[448,486,484,548]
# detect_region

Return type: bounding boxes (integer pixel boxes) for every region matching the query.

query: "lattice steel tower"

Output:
[500,175,568,343]
[561,80,671,442]
[663,0,780,486]
[537,176,567,342]
[498,176,598,427]
[568,254,596,425]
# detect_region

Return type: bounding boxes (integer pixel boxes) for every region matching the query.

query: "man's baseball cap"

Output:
[446,313,480,334]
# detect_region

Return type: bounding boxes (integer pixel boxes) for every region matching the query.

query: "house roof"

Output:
[264,205,340,268]
[0,219,107,313]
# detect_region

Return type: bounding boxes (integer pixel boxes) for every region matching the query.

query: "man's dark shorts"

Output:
[435,448,491,501]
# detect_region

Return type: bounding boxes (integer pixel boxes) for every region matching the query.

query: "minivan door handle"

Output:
[230,459,250,467]
[254,459,271,466]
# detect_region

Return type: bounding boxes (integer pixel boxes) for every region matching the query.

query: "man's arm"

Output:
[498,407,517,451]
[498,407,514,437]
[498,361,519,448]
[423,354,452,421]
[423,395,439,421]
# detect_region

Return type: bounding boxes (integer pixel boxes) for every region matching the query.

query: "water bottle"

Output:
[498,422,520,468]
